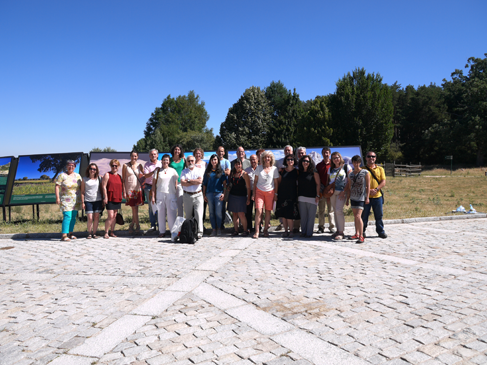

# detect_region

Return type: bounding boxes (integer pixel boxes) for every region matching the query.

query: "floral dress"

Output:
[124,163,144,206]
[56,172,82,212]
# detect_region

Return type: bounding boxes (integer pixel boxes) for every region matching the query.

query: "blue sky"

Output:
[1,0,486,157]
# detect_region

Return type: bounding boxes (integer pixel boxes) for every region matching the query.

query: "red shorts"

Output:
[255,188,274,210]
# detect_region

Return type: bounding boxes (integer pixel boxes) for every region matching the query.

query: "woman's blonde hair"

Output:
[109,159,120,167]
[330,152,343,169]
[260,150,275,167]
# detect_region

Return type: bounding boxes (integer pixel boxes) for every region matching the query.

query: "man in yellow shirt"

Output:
[362,151,387,238]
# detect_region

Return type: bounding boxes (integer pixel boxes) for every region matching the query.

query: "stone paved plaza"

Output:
[1,217,487,365]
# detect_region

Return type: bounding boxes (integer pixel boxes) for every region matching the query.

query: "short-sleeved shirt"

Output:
[231,158,251,170]
[154,167,178,196]
[219,158,230,172]
[244,166,257,191]
[83,177,102,202]
[180,167,204,193]
[203,172,227,194]
[169,158,185,183]
[255,165,279,192]
[328,164,351,192]
[349,169,369,202]
[144,160,162,185]
[365,165,386,198]
[56,172,82,212]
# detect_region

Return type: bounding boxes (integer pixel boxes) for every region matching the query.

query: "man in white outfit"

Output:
[180,156,204,239]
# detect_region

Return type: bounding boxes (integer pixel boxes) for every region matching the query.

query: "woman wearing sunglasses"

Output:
[328,152,351,240]
[275,154,299,237]
[297,155,320,238]
[81,163,103,238]
[102,159,125,239]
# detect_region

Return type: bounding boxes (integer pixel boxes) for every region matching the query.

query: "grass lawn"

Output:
[1,167,486,235]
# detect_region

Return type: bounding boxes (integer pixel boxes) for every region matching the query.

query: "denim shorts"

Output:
[350,200,365,210]
[85,200,103,214]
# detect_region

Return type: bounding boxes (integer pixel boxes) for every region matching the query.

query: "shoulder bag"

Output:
[365,166,385,202]
[323,165,344,198]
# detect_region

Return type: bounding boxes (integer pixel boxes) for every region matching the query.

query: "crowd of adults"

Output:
[54,145,387,243]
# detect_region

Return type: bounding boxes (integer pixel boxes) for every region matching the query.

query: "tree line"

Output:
[134,54,487,166]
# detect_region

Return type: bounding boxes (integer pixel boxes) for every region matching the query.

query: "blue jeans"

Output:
[362,197,385,235]
[62,210,78,234]
[207,193,223,230]
[144,185,158,228]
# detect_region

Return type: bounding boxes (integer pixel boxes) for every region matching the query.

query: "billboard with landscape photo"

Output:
[0,156,12,205]
[228,146,363,168]
[10,153,83,205]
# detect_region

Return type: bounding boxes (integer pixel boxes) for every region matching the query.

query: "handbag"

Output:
[116,209,125,225]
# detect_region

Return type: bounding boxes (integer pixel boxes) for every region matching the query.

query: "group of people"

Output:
[54,145,387,243]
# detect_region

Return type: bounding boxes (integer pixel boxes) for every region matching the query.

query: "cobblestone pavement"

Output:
[1,217,487,365]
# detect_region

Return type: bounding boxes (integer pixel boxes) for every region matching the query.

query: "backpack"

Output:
[179,217,198,244]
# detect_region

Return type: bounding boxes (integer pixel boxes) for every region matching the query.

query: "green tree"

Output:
[443,54,487,166]
[399,84,450,164]
[219,86,272,149]
[91,147,117,152]
[330,68,394,159]
[296,95,333,147]
[264,81,304,147]
[134,91,214,153]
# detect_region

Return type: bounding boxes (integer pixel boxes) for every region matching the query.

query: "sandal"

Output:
[61,236,71,242]
[87,235,92,239]
[92,235,98,239]
[68,235,77,240]
[104,234,109,239]
[128,223,134,235]
[231,231,239,236]
[349,234,359,240]
[252,233,259,239]
[282,232,289,238]
[158,233,165,238]
[242,231,249,237]
[356,236,365,244]
[334,234,344,240]
[109,232,117,238]
[263,231,269,238]
[331,232,339,238]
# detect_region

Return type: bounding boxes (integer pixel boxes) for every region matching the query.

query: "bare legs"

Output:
[104,210,117,238]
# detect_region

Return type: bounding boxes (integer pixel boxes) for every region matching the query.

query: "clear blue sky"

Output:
[1,0,486,157]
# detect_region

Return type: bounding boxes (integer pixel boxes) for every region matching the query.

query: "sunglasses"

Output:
[367,155,376,158]
[89,168,97,171]
[302,160,310,163]
[111,165,119,168]
[286,159,294,162]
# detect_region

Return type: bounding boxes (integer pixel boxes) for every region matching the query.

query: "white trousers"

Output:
[154,193,177,234]
[183,191,204,235]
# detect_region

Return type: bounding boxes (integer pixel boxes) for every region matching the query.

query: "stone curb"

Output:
[0,213,485,240]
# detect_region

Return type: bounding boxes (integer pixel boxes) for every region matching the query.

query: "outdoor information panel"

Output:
[10,153,83,205]
[0,156,13,205]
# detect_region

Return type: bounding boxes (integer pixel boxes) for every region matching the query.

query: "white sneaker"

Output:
[197,233,203,239]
